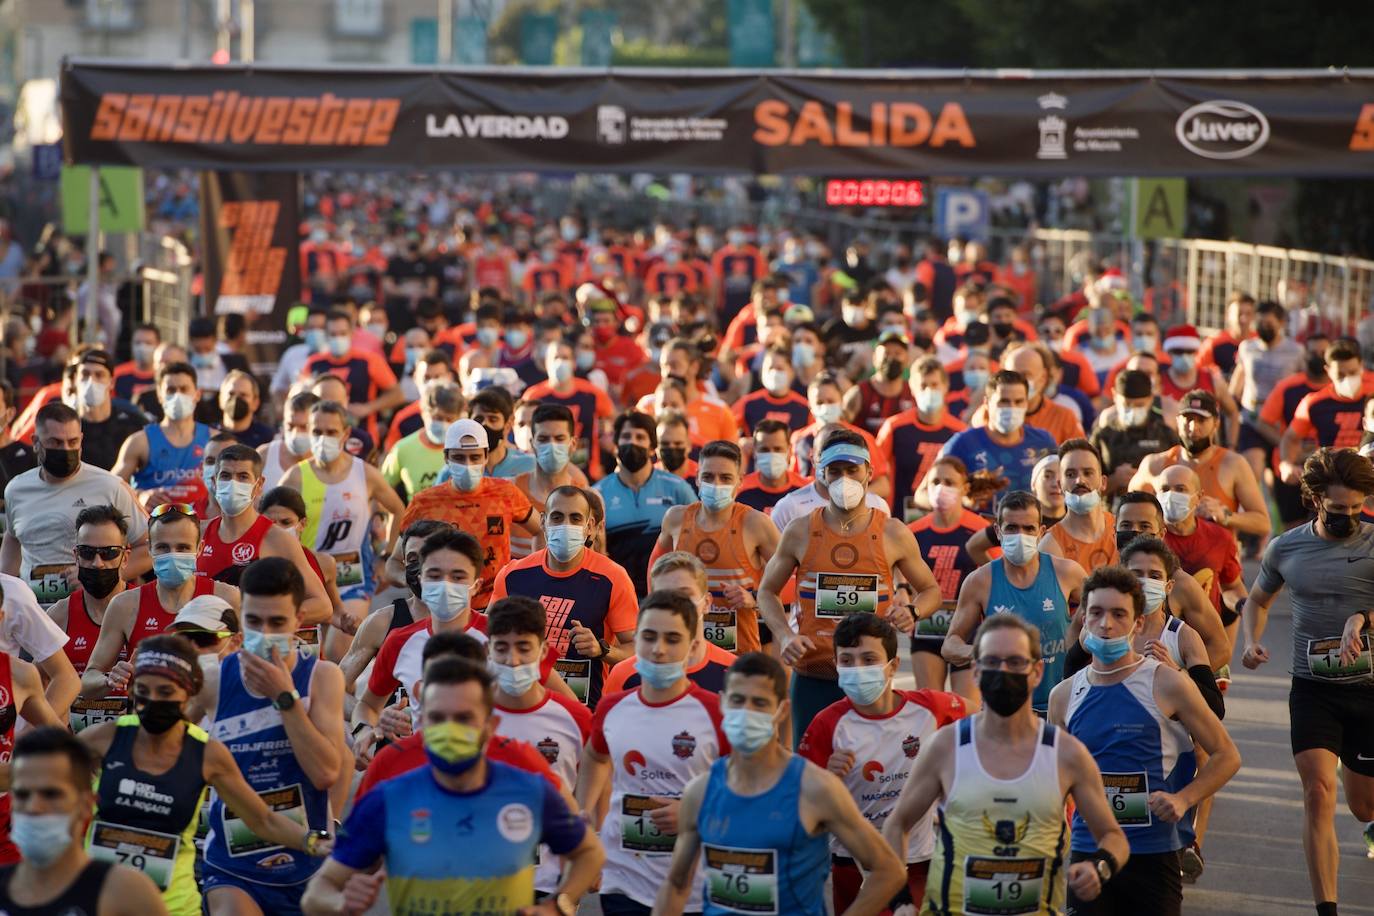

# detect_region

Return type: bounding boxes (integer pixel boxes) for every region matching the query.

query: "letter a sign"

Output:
[1133,178,1186,240]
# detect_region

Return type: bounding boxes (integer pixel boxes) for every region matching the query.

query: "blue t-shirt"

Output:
[332,762,585,914]
[594,469,697,596]
[939,423,1057,495]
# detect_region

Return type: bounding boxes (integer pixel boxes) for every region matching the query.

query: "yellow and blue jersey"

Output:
[332,761,585,916]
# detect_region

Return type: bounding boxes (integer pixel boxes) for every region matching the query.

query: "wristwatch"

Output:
[1089,848,1118,884]
[596,637,612,658]
[554,893,576,916]
[272,689,301,711]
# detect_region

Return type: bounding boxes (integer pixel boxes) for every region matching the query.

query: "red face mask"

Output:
[592,325,616,343]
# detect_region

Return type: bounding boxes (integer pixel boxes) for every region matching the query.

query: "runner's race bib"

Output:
[221,784,307,857]
[1101,772,1151,826]
[295,626,320,659]
[619,794,676,854]
[1307,634,1373,682]
[29,564,71,605]
[69,696,128,734]
[815,573,878,618]
[704,606,737,651]
[704,844,778,914]
[916,600,957,639]
[963,856,1045,915]
[333,551,363,588]
[555,657,591,705]
[89,821,180,889]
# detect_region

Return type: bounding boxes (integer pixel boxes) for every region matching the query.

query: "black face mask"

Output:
[134,698,184,735]
[405,557,422,598]
[1184,435,1212,457]
[617,443,650,473]
[226,397,252,422]
[39,444,80,479]
[1322,508,1359,539]
[1307,353,1327,377]
[77,565,122,599]
[1257,324,1278,344]
[881,360,905,381]
[979,669,1031,716]
[659,447,687,472]
[484,425,504,450]
[1115,529,1138,552]
[990,321,1013,338]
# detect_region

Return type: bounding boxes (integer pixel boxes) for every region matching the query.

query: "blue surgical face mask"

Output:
[792,341,816,368]
[721,707,776,755]
[535,441,570,474]
[326,334,351,358]
[754,451,787,479]
[635,655,685,690]
[576,350,596,372]
[421,580,470,622]
[10,812,73,867]
[1064,490,1101,515]
[506,329,529,350]
[1000,533,1039,567]
[476,326,500,348]
[426,419,450,444]
[489,659,541,696]
[699,482,734,512]
[837,663,889,706]
[242,627,293,661]
[962,368,988,392]
[153,552,198,587]
[549,360,574,385]
[1084,630,1133,664]
[216,479,255,517]
[545,524,586,563]
[449,461,483,492]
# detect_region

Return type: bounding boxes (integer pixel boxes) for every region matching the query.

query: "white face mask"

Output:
[814,403,843,426]
[1118,405,1148,427]
[916,388,944,415]
[78,379,108,408]
[990,406,1026,435]
[284,431,311,456]
[828,476,865,511]
[310,434,342,464]
[163,392,195,421]
[762,369,790,395]
[1160,491,1193,525]
[1000,532,1039,566]
[1335,374,1363,400]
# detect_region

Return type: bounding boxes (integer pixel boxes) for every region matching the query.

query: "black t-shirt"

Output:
[0,858,114,914]
[220,420,275,450]
[386,254,434,287]
[81,405,147,471]
[0,439,36,509]
[821,318,876,366]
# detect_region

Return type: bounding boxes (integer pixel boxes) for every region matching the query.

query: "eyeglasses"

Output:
[150,503,197,521]
[975,655,1035,673]
[74,545,126,562]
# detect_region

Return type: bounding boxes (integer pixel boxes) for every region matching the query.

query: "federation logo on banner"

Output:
[598,105,627,145]
[1036,92,1068,160]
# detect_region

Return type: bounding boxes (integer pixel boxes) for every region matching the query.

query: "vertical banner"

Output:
[199,171,300,378]
[728,0,775,67]
[580,10,616,67]
[520,13,558,65]
[454,16,488,64]
[60,165,144,233]
[411,18,439,64]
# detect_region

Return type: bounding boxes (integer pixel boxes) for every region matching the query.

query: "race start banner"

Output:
[199,170,301,376]
[61,60,1374,177]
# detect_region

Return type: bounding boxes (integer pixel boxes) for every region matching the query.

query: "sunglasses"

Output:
[180,630,229,648]
[150,503,198,521]
[74,545,126,562]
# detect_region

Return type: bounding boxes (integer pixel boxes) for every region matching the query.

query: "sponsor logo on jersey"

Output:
[623,749,646,776]
[537,737,561,764]
[862,760,884,782]
[902,734,920,758]
[409,807,432,844]
[671,730,697,759]
[232,542,257,564]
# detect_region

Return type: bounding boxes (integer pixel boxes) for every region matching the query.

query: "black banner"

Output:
[62,59,1374,177]
[199,170,300,376]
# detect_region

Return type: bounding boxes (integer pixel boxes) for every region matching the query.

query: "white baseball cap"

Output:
[167,594,237,635]
[444,418,488,451]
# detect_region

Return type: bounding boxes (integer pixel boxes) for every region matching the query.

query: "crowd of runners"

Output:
[0,206,1370,916]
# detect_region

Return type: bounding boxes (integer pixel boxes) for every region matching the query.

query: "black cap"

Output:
[77,349,114,371]
[1180,389,1219,418]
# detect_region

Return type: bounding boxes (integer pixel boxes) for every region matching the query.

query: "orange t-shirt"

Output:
[398,478,533,609]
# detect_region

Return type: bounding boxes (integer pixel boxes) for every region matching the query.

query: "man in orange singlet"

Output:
[1129,390,1270,539]
[756,429,942,746]
[1040,438,1118,571]
[652,440,779,655]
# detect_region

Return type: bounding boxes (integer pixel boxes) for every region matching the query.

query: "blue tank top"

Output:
[987,554,1069,712]
[1064,660,1196,854]
[131,423,211,501]
[696,754,829,916]
[204,652,327,885]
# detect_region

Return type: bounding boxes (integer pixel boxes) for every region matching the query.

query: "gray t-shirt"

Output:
[4,463,148,605]
[1236,337,1304,412]
[1256,520,1374,685]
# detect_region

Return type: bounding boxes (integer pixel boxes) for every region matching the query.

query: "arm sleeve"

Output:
[588,695,613,756]
[1254,537,1285,593]
[331,785,389,870]
[540,777,588,856]
[796,708,835,767]
[7,587,67,661]
[606,570,640,636]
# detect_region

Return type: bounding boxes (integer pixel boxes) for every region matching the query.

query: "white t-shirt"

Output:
[270,342,314,396]
[0,571,68,663]
[771,482,889,532]
[4,464,148,606]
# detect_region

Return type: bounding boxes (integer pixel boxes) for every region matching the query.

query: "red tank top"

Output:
[304,548,326,585]
[65,591,129,732]
[676,502,764,654]
[0,654,16,864]
[198,515,275,586]
[128,578,215,656]
[1161,366,1214,401]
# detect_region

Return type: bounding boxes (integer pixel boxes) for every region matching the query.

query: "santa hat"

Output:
[1162,324,1201,352]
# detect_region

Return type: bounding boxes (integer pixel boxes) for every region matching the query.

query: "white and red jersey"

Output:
[495,689,593,894]
[799,688,967,862]
[590,685,729,909]
[366,616,488,727]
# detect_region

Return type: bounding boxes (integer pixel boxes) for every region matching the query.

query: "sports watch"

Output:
[272,689,301,711]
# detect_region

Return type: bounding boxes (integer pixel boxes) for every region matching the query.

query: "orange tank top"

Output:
[677,502,763,654]
[795,506,893,678]
[1048,510,1119,572]
[1162,445,1237,512]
